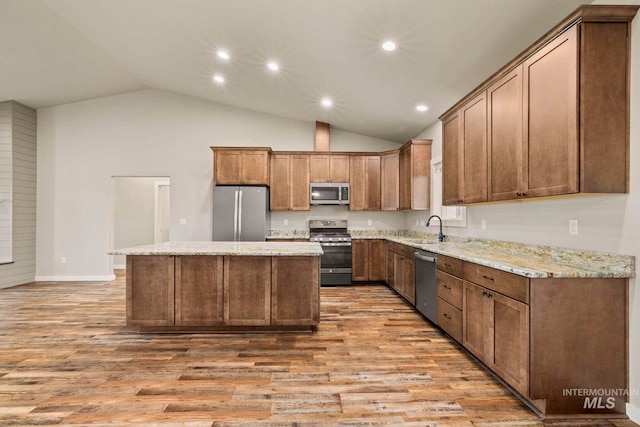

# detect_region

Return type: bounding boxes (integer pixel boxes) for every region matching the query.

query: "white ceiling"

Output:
[0,0,587,142]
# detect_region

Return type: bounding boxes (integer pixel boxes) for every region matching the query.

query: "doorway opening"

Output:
[111,176,170,269]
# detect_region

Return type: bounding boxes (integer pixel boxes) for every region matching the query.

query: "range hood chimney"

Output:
[315,121,330,151]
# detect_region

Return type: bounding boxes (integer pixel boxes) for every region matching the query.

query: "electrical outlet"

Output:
[367,219,372,226]
[569,219,579,235]
[180,218,187,225]
[61,257,66,264]
[284,219,288,226]
[481,219,486,230]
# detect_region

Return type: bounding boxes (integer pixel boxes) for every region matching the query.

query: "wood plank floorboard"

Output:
[0,273,637,426]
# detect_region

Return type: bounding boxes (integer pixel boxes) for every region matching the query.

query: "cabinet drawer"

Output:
[463,262,529,304]
[437,271,463,309]
[389,242,414,259]
[437,255,463,277]
[437,297,462,343]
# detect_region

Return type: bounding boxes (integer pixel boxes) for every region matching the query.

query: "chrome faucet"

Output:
[427,215,445,242]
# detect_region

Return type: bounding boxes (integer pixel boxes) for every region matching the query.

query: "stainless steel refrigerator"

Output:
[212,186,270,241]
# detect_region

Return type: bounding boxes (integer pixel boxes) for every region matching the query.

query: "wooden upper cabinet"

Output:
[522,25,578,198]
[461,92,488,204]
[442,113,463,206]
[441,6,637,204]
[399,140,432,210]
[309,154,350,182]
[269,154,310,211]
[349,155,381,211]
[381,151,399,210]
[488,66,523,202]
[212,147,270,186]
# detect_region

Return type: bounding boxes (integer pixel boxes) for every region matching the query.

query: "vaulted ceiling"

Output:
[0,0,586,142]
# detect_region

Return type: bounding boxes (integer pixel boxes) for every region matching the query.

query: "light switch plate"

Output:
[367,219,372,226]
[284,219,288,226]
[569,219,579,235]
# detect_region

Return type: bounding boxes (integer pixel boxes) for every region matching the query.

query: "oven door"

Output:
[319,243,352,273]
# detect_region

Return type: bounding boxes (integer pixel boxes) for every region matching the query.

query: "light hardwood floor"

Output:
[0,273,637,426]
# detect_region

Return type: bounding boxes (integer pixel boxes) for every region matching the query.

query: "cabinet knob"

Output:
[481,275,495,282]
[516,192,521,196]
[443,313,452,320]
[444,262,452,268]
[444,285,452,291]
[522,192,527,196]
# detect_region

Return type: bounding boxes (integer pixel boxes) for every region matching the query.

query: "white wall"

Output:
[411,2,640,418]
[112,177,162,268]
[35,89,399,280]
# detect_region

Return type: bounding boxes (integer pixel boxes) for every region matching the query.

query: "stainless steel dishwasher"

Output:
[414,249,438,324]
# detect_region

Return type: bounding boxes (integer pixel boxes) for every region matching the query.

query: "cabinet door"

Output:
[290,155,310,210]
[365,156,381,210]
[224,256,271,325]
[272,257,319,325]
[368,240,387,281]
[309,154,330,182]
[351,239,369,281]
[126,255,174,326]
[393,252,403,294]
[330,155,350,182]
[488,66,523,201]
[399,147,411,210]
[381,152,399,210]
[241,151,269,185]
[214,150,243,185]
[401,257,415,304]
[269,154,290,211]
[349,156,366,211]
[442,113,463,205]
[409,144,431,210]
[523,25,578,198]
[462,281,490,362]
[175,256,223,326]
[490,291,529,396]
[387,250,395,286]
[461,92,488,203]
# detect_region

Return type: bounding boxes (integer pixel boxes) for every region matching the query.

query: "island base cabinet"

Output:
[272,257,319,325]
[175,256,223,326]
[126,255,175,326]
[528,278,628,416]
[223,256,271,326]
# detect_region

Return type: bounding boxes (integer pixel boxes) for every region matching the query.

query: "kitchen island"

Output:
[110,241,323,332]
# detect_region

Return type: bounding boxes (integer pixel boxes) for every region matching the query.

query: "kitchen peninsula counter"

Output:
[110,242,322,332]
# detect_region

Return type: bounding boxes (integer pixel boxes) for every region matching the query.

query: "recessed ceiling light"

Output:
[267,62,279,72]
[217,50,230,60]
[213,74,225,84]
[382,41,396,51]
[321,98,332,108]
[416,105,428,112]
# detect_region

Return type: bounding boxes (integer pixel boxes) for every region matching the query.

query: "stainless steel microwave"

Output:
[310,183,350,205]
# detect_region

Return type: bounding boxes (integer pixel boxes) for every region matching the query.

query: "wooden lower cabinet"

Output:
[388,244,415,304]
[440,256,628,417]
[352,239,386,282]
[175,256,223,326]
[271,257,319,325]
[126,255,174,326]
[463,281,528,396]
[223,256,271,326]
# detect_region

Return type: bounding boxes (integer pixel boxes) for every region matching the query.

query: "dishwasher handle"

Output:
[414,252,436,263]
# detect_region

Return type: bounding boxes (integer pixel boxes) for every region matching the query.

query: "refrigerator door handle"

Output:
[238,190,243,240]
[234,190,239,241]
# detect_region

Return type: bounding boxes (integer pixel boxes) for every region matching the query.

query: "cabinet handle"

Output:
[444,262,453,268]
[443,313,452,320]
[487,293,493,299]
[481,275,495,282]
[516,191,522,196]
[443,285,452,291]
[522,192,527,196]
[482,291,487,297]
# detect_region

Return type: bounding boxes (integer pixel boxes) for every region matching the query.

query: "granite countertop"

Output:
[384,237,634,279]
[109,241,323,256]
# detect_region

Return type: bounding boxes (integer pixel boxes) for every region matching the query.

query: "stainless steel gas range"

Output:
[309,220,352,286]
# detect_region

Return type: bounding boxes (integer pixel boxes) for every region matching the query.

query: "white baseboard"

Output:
[628,402,640,424]
[113,264,126,270]
[35,275,116,282]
